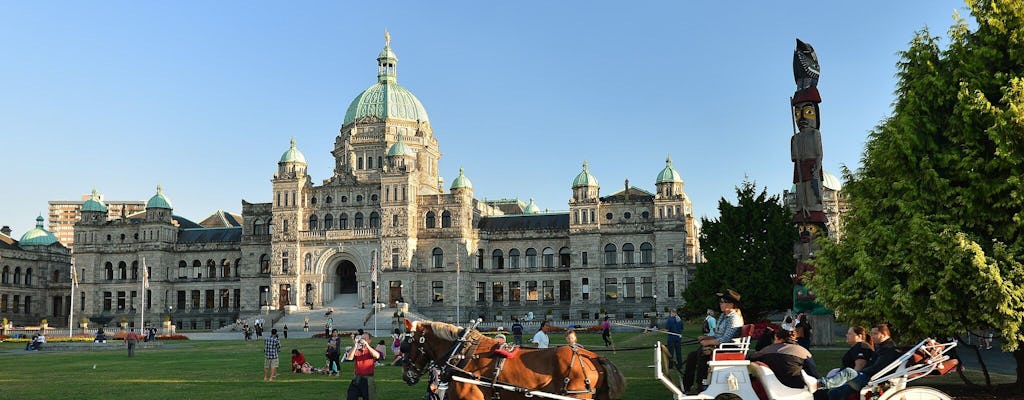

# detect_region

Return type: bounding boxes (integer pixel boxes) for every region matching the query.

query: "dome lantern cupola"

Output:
[655,155,685,198]
[343,32,430,126]
[19,215,58,247]
[377,30,398,83]
[571,161,600,202]
[387,134,415,157]
[450,167,473,191]
[146,185,173,209]
[279,137,307,164]
[523,198,541,214]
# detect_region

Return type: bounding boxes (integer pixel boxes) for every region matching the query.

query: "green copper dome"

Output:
[387,135,415,157]
[572,161,599,188]
[146,185,173,209]
[280,138,307,164]
[342,34,429,126]
[81,188,108,213]
[19,216,58,246]
[523,198,540,214]
[656,156,683,184]
[450,167,473,190]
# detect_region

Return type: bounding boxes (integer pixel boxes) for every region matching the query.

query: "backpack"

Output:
[393,337,402,348]
[701,317,711,334]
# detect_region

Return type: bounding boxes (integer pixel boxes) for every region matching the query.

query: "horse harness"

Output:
[409,328,597,400]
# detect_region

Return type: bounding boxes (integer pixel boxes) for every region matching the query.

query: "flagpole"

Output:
[140,257,147,335]
[455,243,461,326]
[69,262,76,338]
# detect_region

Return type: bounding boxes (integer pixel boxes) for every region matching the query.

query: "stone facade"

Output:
[0,226,72,326]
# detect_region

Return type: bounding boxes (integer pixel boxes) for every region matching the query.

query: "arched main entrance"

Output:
[335,261,357,294]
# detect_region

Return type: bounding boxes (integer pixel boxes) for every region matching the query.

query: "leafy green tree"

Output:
[809,0,1024,387]
[682,179,797,322]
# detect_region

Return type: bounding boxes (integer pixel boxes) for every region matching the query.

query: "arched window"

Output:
[623,243,635,265]
[339,213,348,229]
[308,215,319,230]
[234,258,242,277]
[24,268,32,286]
[118,261,127,280]
[178,261,187,279]
[105,262,114,280]
[13,267,21,285]
[222,259,231,277]
[425,211,436,228]
[542,247,555,268]
[441,210,452,228]
[432,248,444,269]
[259,254,270,274]
[559,247,571,268]
[192,260,202,278]
[207,259,216,279]
[52,269,60,283]
[253,219,265,235]
[604,244,617,265]
[131,261,139,280]
[509,249,520,269]
[369,212,380,228]
[492,249,504,269]
[640,242,654,264]
[525,248,538,268]
[1,266,9,284]
[354,212,364,228]
[324,214,334,230]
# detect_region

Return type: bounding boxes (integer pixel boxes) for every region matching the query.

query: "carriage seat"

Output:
[907,340,958,378]
[712,324,755,361]
[748,361,818,400]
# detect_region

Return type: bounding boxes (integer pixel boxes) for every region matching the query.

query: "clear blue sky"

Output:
[1,1,967,236]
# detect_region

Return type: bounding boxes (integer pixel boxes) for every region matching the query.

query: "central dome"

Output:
[343,33,429,126]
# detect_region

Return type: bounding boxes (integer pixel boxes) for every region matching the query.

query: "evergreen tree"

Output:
[809,0,1024,387]
[682,179,797,322]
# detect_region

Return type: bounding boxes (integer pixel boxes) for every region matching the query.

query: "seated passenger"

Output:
[750,317,820,389]
[682,289,745,394]
[827,323,900,400]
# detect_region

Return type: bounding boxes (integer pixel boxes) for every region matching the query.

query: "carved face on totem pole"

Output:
[794,102,819,130]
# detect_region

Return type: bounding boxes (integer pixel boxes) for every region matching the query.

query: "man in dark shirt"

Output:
[750,318,819,389]
[665,309,684,370]
[827,323,900,400]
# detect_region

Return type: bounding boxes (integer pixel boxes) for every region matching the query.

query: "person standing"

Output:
[532,321,550,348]
[303,317,310,332]
[125,328,140,357]
[511,317,525,346]
[796,312,812,349]
[264,328,281,382]
[346,335,381,400]
[601,316,615,351]
[327,329,342,376]
[665,309,684,370]
[283,325,289,339]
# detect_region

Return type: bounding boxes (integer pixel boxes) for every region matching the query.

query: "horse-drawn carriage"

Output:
[401,318,625,400]
[654,326,958,400]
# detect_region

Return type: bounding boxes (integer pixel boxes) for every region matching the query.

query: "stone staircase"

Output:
[272,294,405,338]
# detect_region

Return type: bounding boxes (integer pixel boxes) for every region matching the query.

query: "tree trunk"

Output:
[1014,349,1024,391]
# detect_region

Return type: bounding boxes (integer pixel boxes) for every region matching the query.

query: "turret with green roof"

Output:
[81,188,108,213]
[450,167,473,191]
[146,185,173,209]
[19,216,58,246]
[279,137,307,164]
[656,155,684,183]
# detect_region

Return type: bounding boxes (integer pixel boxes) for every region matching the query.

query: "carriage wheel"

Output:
[880,386,953,400]
[713,394,741,400]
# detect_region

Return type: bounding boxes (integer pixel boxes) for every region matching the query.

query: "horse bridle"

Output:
[403,325,476,383]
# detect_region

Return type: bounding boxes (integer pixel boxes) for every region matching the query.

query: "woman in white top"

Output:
[531,321,550,348]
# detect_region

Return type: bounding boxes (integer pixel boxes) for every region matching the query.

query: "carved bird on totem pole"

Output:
[793,38,820,91]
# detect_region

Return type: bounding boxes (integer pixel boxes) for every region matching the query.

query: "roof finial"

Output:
[582,160,589,171]
[290,137,297,148]
[156,184,163,195]
[385,29,391,47]
[459,166,465,176]
[666,155,673,165]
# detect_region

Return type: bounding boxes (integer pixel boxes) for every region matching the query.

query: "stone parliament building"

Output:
[1,36,699,330]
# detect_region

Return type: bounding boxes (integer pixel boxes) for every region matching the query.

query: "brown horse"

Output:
[401,319,625,400]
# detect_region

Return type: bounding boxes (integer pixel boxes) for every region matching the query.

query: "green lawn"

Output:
[0,326,998,399]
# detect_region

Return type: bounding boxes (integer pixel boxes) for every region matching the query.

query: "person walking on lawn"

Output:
[264,328,281,382]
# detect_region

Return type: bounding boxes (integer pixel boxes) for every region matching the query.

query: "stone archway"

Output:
[335,260,358,294]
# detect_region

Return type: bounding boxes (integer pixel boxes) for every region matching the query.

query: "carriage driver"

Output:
[682,289,745,394]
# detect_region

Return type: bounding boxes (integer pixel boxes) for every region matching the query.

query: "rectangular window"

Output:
[605,278,618,300]
[130,291,137,310]
[642,277,653,298]
[623,247,635,265]
[509,281,521,302]
[1,295,9,313]
[667,249,674,264]
[542,280,554,301]
[117,291,126,310]
[667,275,676,298]
[476,282,486,302]
[526,281,538,301]
[282,251,289,273]
[581,278,590,300]
[510,252,520,269]
[432,281,444,303]
[392,248,400,269]
[205,289,215,309]
[477,249,484,269]
[526,252,537,268]
[581,251,588,265]
[191,290,200,309]
[641,246,653,264]
[234,289,241,308]
[24,295,31,314]
[543,252,554,268]
[492,282,504,303]
[219,289,229,308]
[176,291,186,309]
[559,280,571,301]
[12,295,19,314]
[623,277,636,299]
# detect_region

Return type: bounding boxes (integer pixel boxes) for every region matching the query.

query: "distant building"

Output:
[48,191,146,249]
[784,171,847,239]
[0,217,72,326]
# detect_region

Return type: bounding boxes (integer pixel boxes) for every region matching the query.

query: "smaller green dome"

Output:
[19,216,58,246]
[572,161,599,188]
[280,138,307,164]
[147,185,173,209]
[450,167,473,190]
[81,188,108,213]
[523,198,540,214]
[387,135,415,157]
[656,156,683,184]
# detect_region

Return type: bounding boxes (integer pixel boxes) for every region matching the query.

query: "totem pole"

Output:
[790,39,828,315]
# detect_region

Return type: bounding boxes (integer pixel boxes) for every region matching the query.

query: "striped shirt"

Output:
[712,310,744,343]
[264,335,281,359]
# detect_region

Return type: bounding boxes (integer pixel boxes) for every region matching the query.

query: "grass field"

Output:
[0,325,1009,399]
